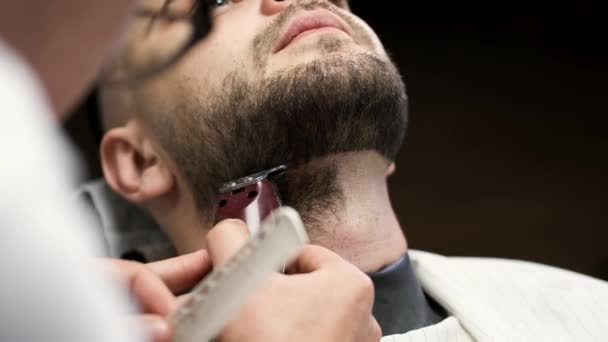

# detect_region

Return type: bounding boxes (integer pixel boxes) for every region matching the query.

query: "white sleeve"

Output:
[0,40,145,342]
[0,206,143,342]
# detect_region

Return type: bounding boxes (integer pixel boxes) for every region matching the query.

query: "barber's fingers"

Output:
[175,292,192,309]
[206,219,250,266]
[146,250,212,294]
[285,244,343,274]
[129,314,173,342]
[130,263,178,314]
[95,259,175,315]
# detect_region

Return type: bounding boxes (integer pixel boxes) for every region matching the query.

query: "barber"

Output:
[0,1,380,341]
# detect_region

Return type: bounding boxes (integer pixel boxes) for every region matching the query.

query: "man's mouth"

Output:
[273,9,351,53]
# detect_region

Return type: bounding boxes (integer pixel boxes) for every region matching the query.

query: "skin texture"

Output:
[0,0,133,115]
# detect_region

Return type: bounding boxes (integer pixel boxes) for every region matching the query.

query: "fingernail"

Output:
[143,317,171,342]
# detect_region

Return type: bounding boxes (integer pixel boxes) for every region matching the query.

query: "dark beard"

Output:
[153,51,408,224]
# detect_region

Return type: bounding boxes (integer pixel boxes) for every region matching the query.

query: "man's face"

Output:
[151,0,386,93]
[131,0,408,225]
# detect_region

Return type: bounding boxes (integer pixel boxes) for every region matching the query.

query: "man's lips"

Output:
[273,9,350,53]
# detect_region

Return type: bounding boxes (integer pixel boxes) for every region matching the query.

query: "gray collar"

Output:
[76,180,176,261]
[369,254,446,335]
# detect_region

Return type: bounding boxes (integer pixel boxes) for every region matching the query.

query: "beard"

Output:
[151,50,408,225]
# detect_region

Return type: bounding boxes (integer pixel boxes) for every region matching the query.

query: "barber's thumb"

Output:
[207,219,250,267]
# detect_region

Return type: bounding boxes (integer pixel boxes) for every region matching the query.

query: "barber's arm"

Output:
[103,219,381,342]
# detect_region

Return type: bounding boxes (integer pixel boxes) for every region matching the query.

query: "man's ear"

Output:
[100,121,175,204]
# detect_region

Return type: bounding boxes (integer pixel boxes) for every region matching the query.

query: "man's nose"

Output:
[261,0,292,15]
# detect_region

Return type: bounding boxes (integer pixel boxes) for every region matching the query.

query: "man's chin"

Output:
[266,43,377,78]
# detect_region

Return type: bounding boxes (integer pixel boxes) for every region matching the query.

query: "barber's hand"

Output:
[96,250,211,342]
[207,219,382,342]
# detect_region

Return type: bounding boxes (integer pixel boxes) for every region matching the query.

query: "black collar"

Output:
[369,254,446,335]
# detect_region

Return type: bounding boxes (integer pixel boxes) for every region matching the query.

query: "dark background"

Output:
[65,2,608,279]
[350,2,608,279]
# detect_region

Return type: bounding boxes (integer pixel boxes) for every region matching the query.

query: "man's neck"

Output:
[294,151,407,273]
[155,151,407,273]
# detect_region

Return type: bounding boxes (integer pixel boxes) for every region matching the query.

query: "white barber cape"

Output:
[0,40,142,342]
[382,250,608,342]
